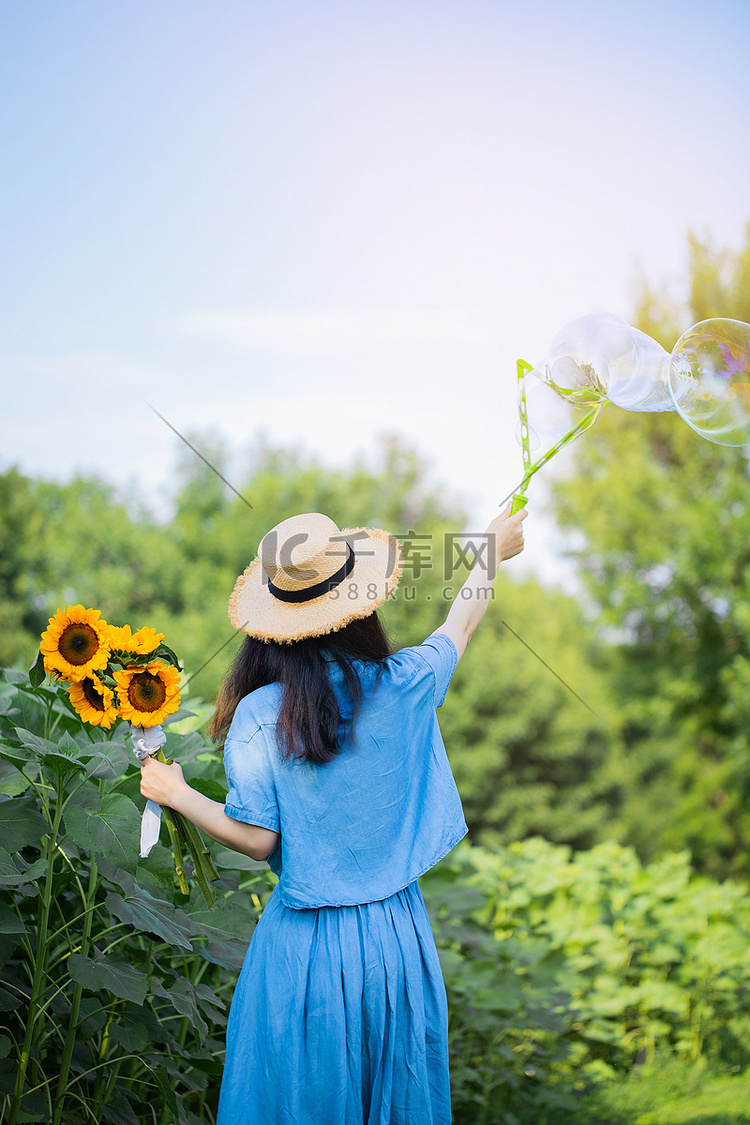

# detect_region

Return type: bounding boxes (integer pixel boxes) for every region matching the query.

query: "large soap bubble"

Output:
[544,313,672,412]
[667,318,750,446]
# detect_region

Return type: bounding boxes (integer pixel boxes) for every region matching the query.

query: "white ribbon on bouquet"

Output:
[130,723,167,857]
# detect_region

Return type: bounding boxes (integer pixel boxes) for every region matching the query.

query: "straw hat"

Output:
[229,513,403,642]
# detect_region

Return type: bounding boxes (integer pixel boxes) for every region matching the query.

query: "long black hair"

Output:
[209,612,392,764]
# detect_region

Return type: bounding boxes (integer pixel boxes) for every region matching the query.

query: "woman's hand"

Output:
[488,503,527,564]
[139,756,186,807]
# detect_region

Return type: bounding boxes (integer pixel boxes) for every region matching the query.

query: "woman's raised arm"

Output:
[434,504,527,663]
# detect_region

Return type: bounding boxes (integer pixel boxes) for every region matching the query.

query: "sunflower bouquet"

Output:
[31,604,218,905]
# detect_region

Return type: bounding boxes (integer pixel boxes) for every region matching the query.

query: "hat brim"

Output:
[228,527,402,642]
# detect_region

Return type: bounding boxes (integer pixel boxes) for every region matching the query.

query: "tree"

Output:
[552,225,750,876]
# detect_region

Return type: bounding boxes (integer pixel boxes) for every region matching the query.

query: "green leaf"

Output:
[40,750,86,779]
[64,792,141,871]
[57,730,84,756]
[28,650,45,689]
[107,1018,149,1054]
[13,727,59,756]
[150,977,209,1043]
[0,741,32,771]
[68,952,148,1005]
[0,796,48,852]
[0,759,31,797]
[99,1089,140,1125]
[0,983,22,1012]
[0,1058,16,1095]
[154,642,182,671]
[189,898,258,939]
[188,776,227,803]
[103,870,193,950]
[148,1064,185,1124]
[3,670,29,686]
[212,848,266,871]
[0,1035,10,1059]
[0,901,25,935]
[189,911,251,971]
[0,848,47,888]
[85,740,131,780]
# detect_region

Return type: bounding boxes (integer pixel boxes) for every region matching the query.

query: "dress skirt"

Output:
[216,879,451,1125]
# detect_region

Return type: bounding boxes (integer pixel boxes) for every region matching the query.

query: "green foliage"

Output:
[421,838,750,1124]
[581,1056,750,1124]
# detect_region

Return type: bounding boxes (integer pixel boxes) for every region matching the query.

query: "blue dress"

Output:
[217,633,467,1125]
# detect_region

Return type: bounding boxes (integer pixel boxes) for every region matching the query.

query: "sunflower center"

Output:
[59,623,100,665]
[81,678,106,711]
[128,672,167,713]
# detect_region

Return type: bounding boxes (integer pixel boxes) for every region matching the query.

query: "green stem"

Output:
[161,806,189,894]
[43,694,53,741]
[174,809,217,907]
[8,790,64,1125]
[51,856,98,1125]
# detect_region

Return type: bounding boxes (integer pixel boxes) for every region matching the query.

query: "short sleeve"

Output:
[414,632,458,708]
[223,726,280,832]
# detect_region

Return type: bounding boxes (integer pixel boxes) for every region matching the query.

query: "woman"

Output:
[140,506,526,1124]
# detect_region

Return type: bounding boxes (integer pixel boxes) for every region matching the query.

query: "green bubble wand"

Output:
[508,313,750,514]
[510,359,606,514]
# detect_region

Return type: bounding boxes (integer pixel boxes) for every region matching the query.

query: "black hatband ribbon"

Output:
[267,545,355,603]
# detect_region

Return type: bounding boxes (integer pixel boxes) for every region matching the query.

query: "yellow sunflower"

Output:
[107,624,164,656]
[130,626,164,655]
[114,661,181,727]
[67,675,119,729]
[106,624,135,651]
[40,605,111,683]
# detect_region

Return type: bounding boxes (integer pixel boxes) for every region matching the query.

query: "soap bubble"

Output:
[667,319,750,446]
[544,313,672,412]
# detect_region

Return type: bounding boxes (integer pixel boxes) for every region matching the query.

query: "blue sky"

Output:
[1,0,748,574]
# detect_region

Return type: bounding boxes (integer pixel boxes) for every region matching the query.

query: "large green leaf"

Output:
[0,759,31,797]
[103,867,193,950]
[68,952,148,1005]
[150,977,209,1043]
[0,901,25,935]
[107,1017,149,1054]
[189,898,256,939]
[12,727,59,757]
[99,1089,140,1125]
[28,650,45,689]
[189,918,250,971]
[149,1064,186,1125]
[85,740,131,780]
[0,982,22,1012]
[64,792,141,870]
[212,848,266,871]
[187,776,228,803]
[0,796,47,852]
[40,750,87,780]
[0,741,31,771]
[0,848,47,888]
